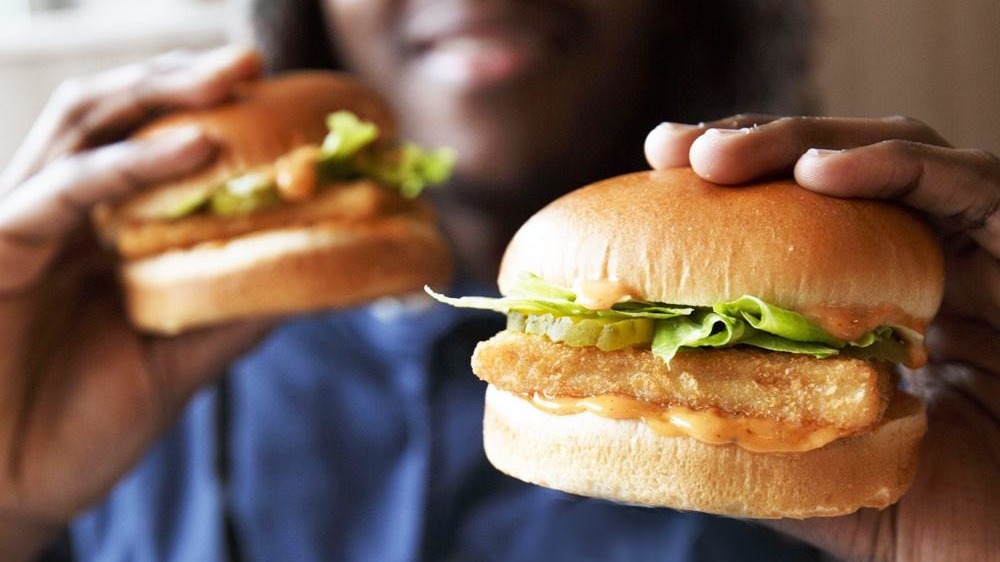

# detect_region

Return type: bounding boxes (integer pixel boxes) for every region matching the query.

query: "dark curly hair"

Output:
[250,0,815,124]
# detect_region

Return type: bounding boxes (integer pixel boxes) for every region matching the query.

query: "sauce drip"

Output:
[800,303,924,342]
[573,279,635,310]
[529,393,853,454]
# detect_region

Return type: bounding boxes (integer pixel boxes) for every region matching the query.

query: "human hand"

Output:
[0,46,270,561]
[645,115,999,561]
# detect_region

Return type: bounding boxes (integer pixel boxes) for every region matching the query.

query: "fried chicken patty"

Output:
[96,180,423,259]
[472,331,895,430]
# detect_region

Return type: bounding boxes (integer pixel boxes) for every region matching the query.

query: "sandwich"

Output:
[428,168,944,518]
[94,71,454,334]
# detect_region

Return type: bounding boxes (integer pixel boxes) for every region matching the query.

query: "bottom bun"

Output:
[122,214,451,334]
[483,385,926,519]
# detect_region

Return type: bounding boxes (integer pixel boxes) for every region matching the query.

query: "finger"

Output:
[794,142,1000,257]
[0,127,214,293]
[0,45,260,190]
[687,116,951,185]
[644,114,778,170]
[74,45,263,146]
[644,123,706,170]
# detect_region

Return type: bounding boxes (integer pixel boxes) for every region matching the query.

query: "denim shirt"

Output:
[68,288,821,562]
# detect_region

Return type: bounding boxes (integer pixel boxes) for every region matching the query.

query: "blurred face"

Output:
[323,0,659,205]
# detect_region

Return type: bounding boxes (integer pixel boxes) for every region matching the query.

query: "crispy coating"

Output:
[97,180,421,259]
[472,331,895,430]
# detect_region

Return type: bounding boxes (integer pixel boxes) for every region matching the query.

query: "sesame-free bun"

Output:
[123,213,451,334]
[108,71,397,222]
[497,169,944,336]
[95,71,452,334]
[484,385,926,519]
[483,168,944,518]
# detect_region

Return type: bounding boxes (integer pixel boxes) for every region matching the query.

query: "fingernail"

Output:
[804,148,845,158]
[655,121,702,132]
[705,127,752,136]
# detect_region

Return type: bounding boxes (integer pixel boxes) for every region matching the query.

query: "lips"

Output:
[402,1,584,88]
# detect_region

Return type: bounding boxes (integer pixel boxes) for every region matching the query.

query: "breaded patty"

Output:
[472,331,895,430]
[96,180,421,259]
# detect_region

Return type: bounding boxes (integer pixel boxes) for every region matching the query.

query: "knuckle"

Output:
[728,113,772,128]
[962,148,1000,172]
[768,116,815,147]
[882,114,928,130]
[770,115,810,132]
[877,138,922,156]
[880,115,945,144]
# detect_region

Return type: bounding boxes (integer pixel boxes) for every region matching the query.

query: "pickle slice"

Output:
[507,312,653,351]
[162,190,210,220]
[210,172,282,216]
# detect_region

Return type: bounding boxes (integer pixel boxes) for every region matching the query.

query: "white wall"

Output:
[0,1,231,169]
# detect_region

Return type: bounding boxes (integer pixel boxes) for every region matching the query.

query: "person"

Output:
[0,1,996,560]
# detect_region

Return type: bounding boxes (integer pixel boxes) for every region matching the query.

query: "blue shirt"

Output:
[68,289,822,561]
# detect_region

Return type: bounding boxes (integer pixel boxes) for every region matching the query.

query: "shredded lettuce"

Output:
[426,273,909,364]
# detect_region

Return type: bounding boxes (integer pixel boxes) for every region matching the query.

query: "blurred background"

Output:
[1,0,998,170]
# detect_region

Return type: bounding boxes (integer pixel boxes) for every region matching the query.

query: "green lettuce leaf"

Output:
[427,273,909,364]
[320,111,380,161]
[713,295,844,346]
[365,143,457,199]
[650,312,747,363]
[424,273,692,320]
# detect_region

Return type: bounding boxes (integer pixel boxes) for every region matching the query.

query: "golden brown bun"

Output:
[498,169,944,337]
[100,71,396,224]
[484,385,926,519]
[123,212,451,334]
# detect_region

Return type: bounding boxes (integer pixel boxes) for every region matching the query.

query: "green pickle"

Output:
[210,172,282,216]
[507,312,653,351]
[163,191,210,220]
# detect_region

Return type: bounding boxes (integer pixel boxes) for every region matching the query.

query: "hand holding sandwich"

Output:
[646,115,999,561]
[0,42,455,560]
[0,46,274,561]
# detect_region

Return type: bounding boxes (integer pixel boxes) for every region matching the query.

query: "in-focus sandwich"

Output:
[429,168,944,519]
[94,71,454,334]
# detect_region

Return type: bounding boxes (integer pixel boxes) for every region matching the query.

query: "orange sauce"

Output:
[799,303,924,342]
[799,303,928,367]
[529,393,853,454]
[573,279,635,310]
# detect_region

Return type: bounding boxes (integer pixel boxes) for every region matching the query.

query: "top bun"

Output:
[115,71,397,221]
[498,169,944,334]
